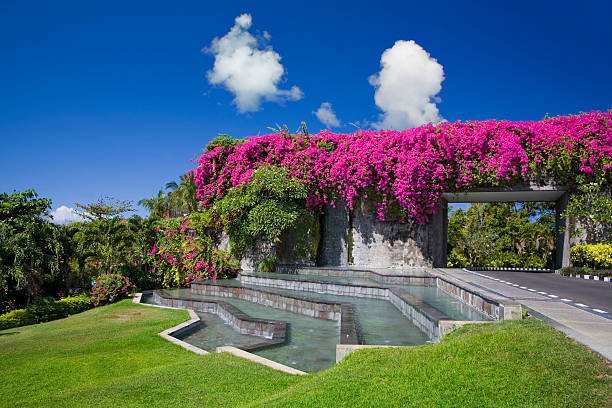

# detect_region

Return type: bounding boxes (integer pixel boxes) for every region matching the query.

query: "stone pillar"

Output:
[319,202,349,266]
[432,199,448,268]
[555,193,571,268]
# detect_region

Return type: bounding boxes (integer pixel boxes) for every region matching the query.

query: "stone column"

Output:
[432,198,448,268]
[555,193,571,268]
[319,202,349,266]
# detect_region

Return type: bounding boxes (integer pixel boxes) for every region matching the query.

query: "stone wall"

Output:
[240,238,277,272]
[351,199,434,269]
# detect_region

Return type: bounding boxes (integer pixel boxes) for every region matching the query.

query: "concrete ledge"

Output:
[192,281,343,321]
[434,271,522,320]
[336,344,399,363]
[216,346,307,375]
[155,291,287,341]
[159,309,209,355]
[133,292,209,355]
[388,288,447,342]
[258,268,435,286]
[438,320,494,338]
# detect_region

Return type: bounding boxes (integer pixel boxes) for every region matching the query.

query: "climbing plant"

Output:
[194,111,612,225]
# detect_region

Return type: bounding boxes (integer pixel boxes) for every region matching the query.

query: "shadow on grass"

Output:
[0,331,19,336]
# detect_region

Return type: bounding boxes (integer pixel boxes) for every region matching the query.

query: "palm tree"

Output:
[138,190,169,218]
[165,173,200,215]
[75,218,131,275]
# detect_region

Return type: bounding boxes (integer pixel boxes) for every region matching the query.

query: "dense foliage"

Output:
[0,293,92,330]
[563,179,612,242]
[90,273,135,306]
[570,243,612,269]
[0,190,63,310]
[194,112,612,224]
[148,218,238,287]
[447,202,556,268]
[207,165,316,258]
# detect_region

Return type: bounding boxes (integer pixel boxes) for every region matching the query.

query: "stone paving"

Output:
[437,268,612,362]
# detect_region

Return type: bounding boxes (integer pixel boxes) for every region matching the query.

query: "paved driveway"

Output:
[472,270,611,313]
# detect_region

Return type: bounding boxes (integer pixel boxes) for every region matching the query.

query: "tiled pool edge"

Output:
[153,291,287,348]
[433,271,523,320]
[134,292,307,375]
[236,273,487,342]
[133,292,209,355]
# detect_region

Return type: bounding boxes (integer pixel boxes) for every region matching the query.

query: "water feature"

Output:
[141,267,494,372]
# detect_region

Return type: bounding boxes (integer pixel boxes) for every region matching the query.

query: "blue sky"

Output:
[1,0,611,221]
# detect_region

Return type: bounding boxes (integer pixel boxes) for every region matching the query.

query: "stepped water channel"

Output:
[140,267,513,373]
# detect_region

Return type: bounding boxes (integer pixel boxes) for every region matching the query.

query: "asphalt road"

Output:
[473,270,612,313]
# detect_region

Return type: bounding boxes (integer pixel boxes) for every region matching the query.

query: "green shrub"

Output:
[0,309,34,330]
[57,293,92,314]
[485,251,522,268]
[0,294,93,330]
[258,257,278,273]
[447,249,467,267]
[90,273,134,306]
[570,243,612,269]
[28,297,67,322]
[521,254,547,268]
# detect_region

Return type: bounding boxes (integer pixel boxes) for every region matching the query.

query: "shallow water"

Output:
[143,288,428,372]
[143,274,490,372]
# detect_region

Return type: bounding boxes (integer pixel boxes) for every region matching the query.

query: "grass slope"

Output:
[0,301,299,407]
[0,300,610,407]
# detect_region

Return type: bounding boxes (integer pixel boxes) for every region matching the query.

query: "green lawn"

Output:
[0,300,610,407]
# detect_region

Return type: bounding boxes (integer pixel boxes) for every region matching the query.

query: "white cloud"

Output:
[369,40,445,130]
[313,102,341,128]
[205,13,303,113]
[50,206,85,225]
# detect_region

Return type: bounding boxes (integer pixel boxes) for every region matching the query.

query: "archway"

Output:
[433,186,570,268]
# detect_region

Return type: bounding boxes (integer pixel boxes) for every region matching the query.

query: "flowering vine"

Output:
[194,111,612,224]
[148,219,238,287]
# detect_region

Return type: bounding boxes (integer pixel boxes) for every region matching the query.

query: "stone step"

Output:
[193,278,453,342]
[153,290,286,351]
[273,266,436,285]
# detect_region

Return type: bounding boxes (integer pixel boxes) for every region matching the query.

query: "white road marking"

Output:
[537,291,548,295]
[528,289,536,292]
[575,303,589,307]
[593,309,608,314]
[548,295,559,298]
[560,298,572,302]
[519,286,527,289]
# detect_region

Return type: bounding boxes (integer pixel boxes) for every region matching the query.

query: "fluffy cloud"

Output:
[313,102,341,128]
[369,40,445,130]
[205,13,303,113]
[50,206,85,225]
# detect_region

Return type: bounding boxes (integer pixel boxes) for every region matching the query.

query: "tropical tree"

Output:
[138,190,169,218]
[563,178,612,243]
[75,217,131,275]
[448,202,556,268]
[0,190,64,306]
[166,172,200,215]
[75,196,134,221]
